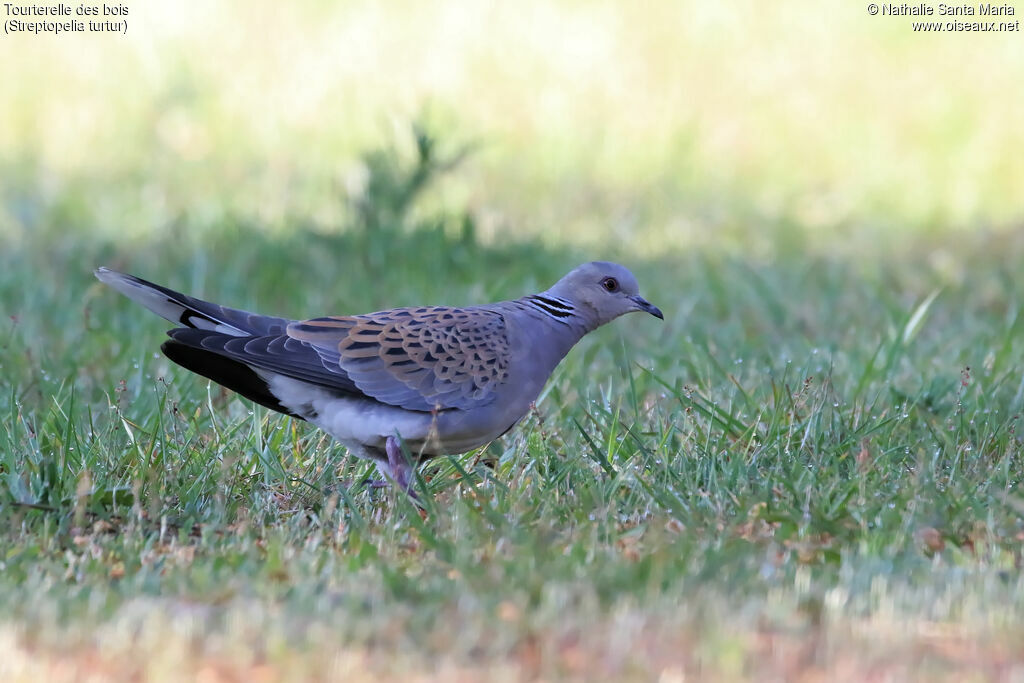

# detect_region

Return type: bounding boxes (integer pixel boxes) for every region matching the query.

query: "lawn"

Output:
[2,2,1024,680]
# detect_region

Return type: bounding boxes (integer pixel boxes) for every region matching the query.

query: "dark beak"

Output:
[631,295,664,320]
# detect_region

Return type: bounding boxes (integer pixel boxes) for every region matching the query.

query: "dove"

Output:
[95,262,663,494]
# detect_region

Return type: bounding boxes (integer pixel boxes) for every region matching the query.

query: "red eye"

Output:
[601,277,619,292]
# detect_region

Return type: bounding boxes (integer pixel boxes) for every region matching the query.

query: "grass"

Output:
[2,129,1024,681]
[3,1,1024,677]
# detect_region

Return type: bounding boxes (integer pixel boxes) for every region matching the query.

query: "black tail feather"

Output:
[161,339,303,419]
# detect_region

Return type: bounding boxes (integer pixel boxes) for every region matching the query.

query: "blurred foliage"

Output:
[1,0,1022,258]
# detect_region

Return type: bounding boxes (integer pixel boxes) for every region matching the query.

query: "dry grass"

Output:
[4,611,1023,682]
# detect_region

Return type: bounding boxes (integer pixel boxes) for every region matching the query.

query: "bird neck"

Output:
[515,291,599,334]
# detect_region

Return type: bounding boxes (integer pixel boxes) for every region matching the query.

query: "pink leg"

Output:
[378,435,417,496]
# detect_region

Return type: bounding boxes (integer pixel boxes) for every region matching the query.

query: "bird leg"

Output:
[362,436,418,497]
[385,435,416,494]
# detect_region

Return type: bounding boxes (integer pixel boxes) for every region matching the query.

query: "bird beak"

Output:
[631,295,664,320]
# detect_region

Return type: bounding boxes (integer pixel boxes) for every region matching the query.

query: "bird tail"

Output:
[160,331,302,418]
[94,267,290,337]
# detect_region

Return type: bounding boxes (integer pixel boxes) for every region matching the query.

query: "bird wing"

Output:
[286,306,511,412]
[99,268,514,412]
[164,327,364,399]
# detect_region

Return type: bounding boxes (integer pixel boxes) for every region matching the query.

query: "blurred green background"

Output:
[3,0,1022,255]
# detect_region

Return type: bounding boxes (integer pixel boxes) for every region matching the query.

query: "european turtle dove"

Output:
[95,262,663,493]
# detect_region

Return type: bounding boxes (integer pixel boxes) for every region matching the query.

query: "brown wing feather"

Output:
[287,306,510,411]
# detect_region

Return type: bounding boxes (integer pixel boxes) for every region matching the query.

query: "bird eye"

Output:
[601,277,619,292]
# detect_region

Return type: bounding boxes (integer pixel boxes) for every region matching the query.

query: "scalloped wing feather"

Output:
[288,306,510,411]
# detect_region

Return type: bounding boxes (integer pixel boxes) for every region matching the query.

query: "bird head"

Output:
[548,261,663,327]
